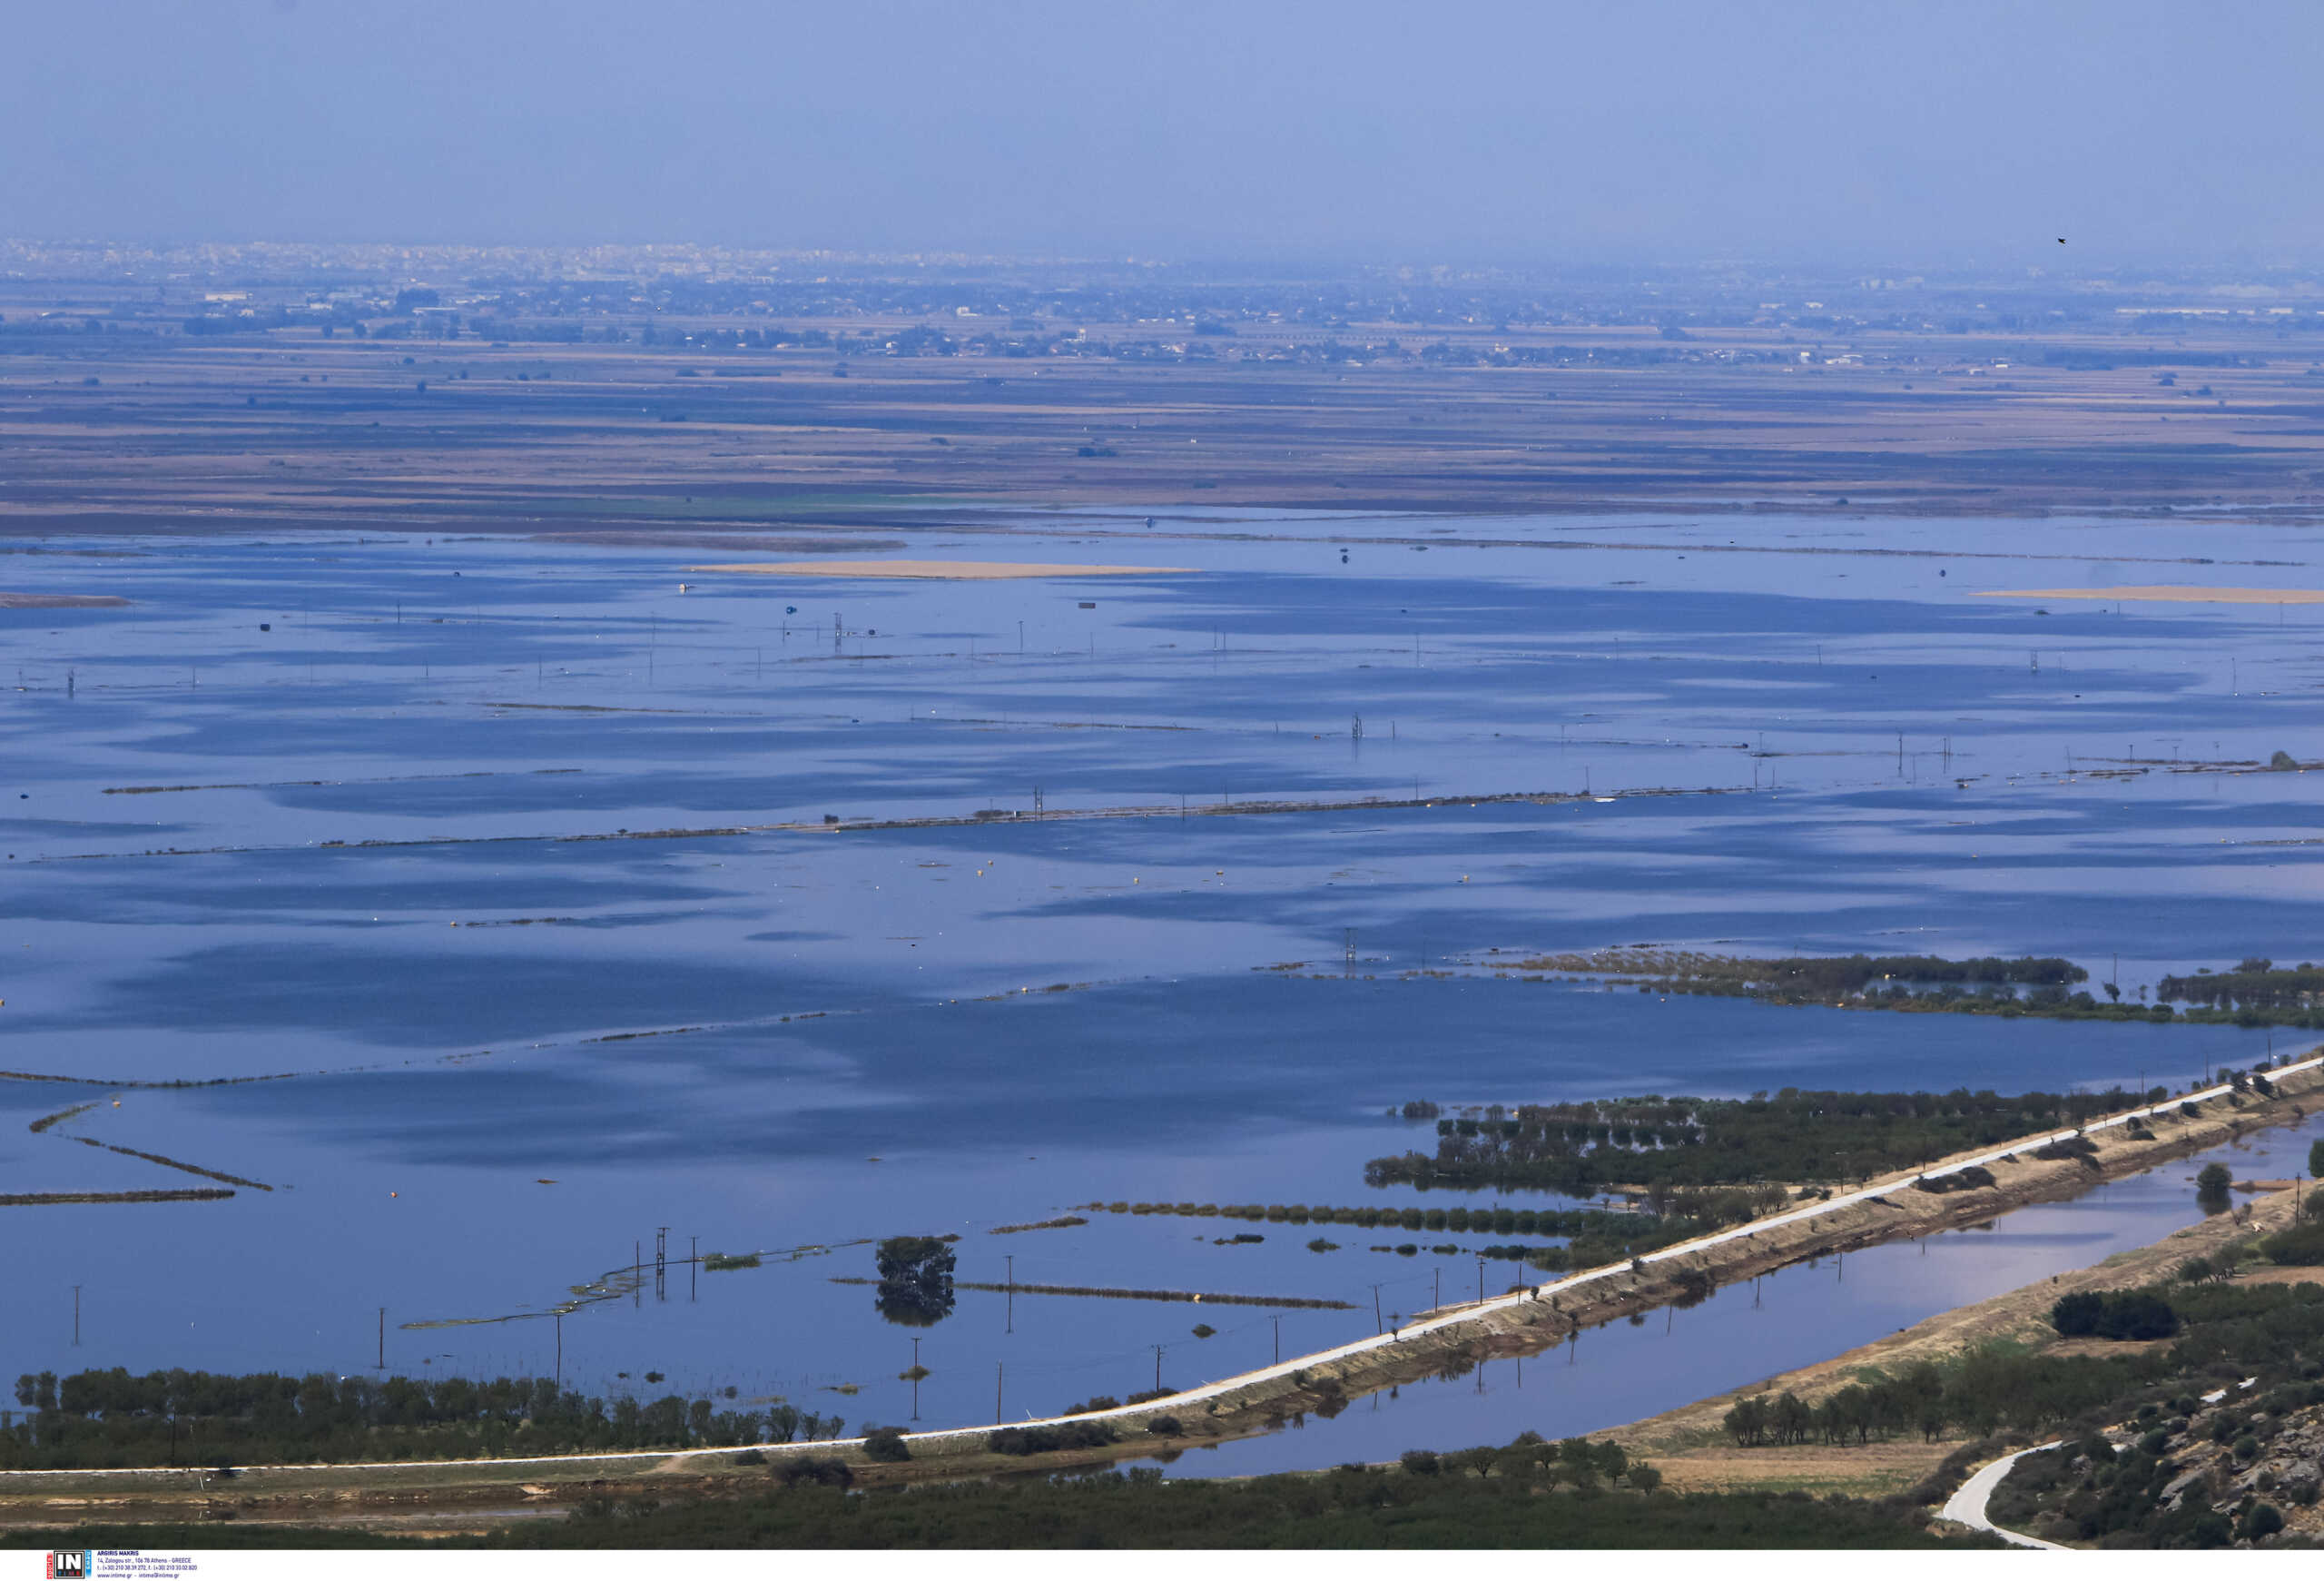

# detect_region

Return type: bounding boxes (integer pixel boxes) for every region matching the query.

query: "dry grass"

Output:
[1647,1442,1954,1498]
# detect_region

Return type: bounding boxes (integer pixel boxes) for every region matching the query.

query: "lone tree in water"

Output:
[2196,1161,2236,1216]
[874,1236,957,1327]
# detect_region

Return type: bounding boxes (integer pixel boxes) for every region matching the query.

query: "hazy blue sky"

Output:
[10,1,2323,264]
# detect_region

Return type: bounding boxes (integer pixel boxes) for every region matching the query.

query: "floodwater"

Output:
[1,506,2319,1464]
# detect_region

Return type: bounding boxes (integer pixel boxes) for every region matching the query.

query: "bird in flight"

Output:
[2057,237,2066,244]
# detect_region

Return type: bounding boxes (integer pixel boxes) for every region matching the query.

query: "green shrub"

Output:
[2049,1290,2179,1340]
[987,1421,1117,1456]
[2262,1220,2324,1266]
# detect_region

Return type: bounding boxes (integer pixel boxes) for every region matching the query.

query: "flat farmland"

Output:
[5,288,2324,544]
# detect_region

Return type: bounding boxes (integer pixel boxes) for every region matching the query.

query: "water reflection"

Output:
[1174,1112,2324,1476]
[5,513,2323,1473]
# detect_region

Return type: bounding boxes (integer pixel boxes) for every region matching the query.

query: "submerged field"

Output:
[2,504,2321,1471]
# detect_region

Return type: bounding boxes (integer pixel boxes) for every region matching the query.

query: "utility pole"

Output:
[690,1235,698,1302]
[1006,1255,1014,1333]
[1154,1345,1163,1393]
[555,1311,562,1384]
[378,1308,386,1370]
[1371,1284,1384,1334]
[72,1285,80,1347]
[996,1362,1003,1421]
[655,1227,667,1302]
[1273,1316,1280,1364]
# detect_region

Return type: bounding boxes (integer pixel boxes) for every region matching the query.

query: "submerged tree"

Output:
[874,1235,958,1327]
[2195,1161,2235,1217]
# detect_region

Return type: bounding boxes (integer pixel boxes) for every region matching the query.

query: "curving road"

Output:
[1941,1441,2065,1548]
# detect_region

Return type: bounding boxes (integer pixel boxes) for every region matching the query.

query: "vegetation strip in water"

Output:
[1518,949,2324,1029]
[0,1190,233,1208]
[988,1215,1088,1235]
[1366,1081,2205,1197]
[2155,958,2324,1026]
[30,782,1738,865]
[66,1137,273,1191]
[1081,1198,1704,1266]
[830,1276,1356,1310]
[402,1240,870,1329]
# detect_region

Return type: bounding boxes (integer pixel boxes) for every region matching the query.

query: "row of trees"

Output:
[1547,952,2085,1003]
[1724,1351,2141,1448]
[2049,1290,2181,1340]
[1097,1198,1671,1242]
[1369,1085,2152,1195]
[0,1369,848,1470]
[2157,961,2324,1010]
